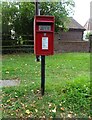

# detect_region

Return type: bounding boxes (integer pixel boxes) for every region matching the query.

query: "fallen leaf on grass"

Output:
[67,113,72,118]
[52,109,56,113]
[42,116,45,118]
[60,107,65,111]
[30,103,35,107]
[25,105,28,107]
[15,95,18,98]
[50,116,53,118]
[89,116,92,119]
[33,101,36,103]
[52,107,56,113]
[21,103,25,107]
[31,90,34,92]
[35,109,38,112]
[59,103,62,106]
[48,103,52,108]
[5,71,9,74]
[11,113,13,116]
[32,82,35,84]
[69,111,73,114]
[20,113,23,117]
[7,99,10,103]
[25,110,30,114]
[60,113,65,117]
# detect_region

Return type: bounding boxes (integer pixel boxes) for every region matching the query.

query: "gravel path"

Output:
[0,80,20,87]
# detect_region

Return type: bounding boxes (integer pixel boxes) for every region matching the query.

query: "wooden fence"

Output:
[1,34,92,54]
[2,34,34,54]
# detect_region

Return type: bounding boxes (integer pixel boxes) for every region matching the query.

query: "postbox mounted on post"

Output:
[34,15,55,56]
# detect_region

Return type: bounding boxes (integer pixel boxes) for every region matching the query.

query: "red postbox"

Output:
[34,15,55,56]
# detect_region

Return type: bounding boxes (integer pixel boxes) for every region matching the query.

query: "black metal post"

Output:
[35,0,40,62]
[35,0,39,15]
[41,55,45,95]
[35,1,46,95]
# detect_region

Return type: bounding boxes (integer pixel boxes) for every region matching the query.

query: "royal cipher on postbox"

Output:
[34,15,55,56]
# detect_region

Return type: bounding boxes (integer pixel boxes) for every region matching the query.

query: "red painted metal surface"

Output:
[34,15,55,55]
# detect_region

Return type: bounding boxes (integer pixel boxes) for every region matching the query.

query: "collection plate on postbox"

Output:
[34,15,55,56]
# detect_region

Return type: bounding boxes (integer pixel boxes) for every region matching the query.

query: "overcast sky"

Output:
[73,0,92,26]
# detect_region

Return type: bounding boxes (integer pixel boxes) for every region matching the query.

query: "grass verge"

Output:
[1,53,91,119]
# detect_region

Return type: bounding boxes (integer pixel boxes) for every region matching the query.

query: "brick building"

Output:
[54,18,89,53]
[55,17,85,41]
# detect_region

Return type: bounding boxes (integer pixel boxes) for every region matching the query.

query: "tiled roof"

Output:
[67,17,85,30]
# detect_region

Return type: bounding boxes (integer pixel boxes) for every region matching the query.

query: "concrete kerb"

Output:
[0,80,20,87]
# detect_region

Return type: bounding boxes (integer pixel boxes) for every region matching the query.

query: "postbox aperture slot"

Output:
[36,22,53,31]
[39,25,51,31]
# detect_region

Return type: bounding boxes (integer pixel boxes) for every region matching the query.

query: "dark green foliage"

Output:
[86,32,92,39]
[1,1,75,53]
[40,2,75,31]
[1,1,75,39]
[2,2,35,41]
